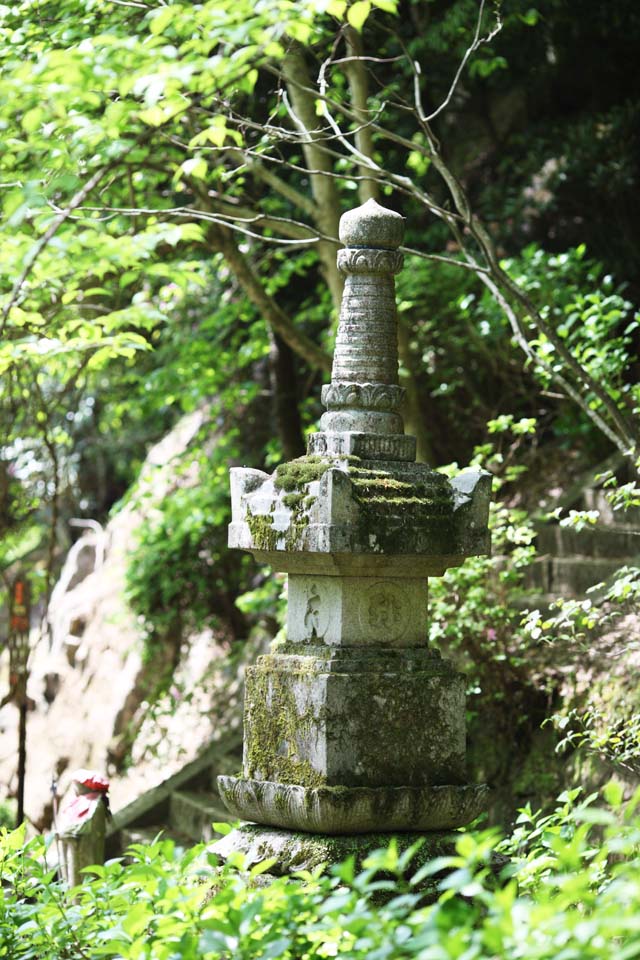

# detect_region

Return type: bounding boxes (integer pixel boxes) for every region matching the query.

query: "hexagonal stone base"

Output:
[217,776,489,833]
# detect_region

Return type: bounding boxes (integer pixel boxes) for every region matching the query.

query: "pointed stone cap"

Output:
[339,198,404,250]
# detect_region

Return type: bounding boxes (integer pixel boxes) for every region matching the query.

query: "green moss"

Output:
[244,664,326,788]
[246,504,310,552]
[274,455,333,493]
[246,511,279,552]
[350,469,452,512]
[282,491,305,510]
[351,476,413,494]
[274,454,362,493]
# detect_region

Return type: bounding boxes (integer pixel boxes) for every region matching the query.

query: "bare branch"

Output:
[401,246,489,273]
[48,202,329,245]
[341,25,379,202]
[281,44,343,308]
[478,270,631,455]
[415,1,503,124]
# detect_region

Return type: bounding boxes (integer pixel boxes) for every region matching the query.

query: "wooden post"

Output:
[7,575,31,827]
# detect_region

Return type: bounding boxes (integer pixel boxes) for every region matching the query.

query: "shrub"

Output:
[2,787,640,959]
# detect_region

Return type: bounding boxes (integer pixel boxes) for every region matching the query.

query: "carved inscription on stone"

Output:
[304,583,322,638]
[360,581,406,642]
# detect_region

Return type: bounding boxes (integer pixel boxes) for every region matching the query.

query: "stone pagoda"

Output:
[216,199,491,866]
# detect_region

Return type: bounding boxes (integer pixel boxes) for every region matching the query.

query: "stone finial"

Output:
[339,197,404,249]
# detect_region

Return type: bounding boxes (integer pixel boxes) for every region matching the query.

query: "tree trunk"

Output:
[269,331,306,460]
[398,319,434,465]
[282,44,344,312]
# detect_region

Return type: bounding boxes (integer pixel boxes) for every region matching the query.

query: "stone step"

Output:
[169,790,231,842]
[526,556,626,597]
[536,524,640,559]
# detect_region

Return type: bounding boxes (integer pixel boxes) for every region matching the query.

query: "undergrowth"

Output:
[2,787,640,959]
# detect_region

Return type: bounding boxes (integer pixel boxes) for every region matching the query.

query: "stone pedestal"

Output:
[215,199,491,870]
[214,822,454,881]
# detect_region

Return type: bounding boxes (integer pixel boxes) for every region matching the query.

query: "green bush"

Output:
[2,787,640,959]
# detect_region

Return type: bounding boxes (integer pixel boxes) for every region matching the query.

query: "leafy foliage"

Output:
[2,788,640,958]
[430,417,540,695]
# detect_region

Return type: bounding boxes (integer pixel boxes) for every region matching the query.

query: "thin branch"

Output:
[265,63,460,223]
[341,25,379,202]
[401,245,489,273]
[415,1,503,124]
[48,202,327,245]
[206,222,332,372]
[476,271,633,455]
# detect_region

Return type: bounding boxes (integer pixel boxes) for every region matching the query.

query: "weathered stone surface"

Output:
[339,199,404,250]
[57,801,107,887]
[241,652,466,790]
[219,199,491,844]
[308,431,416,461]
[286,575,428,647]
[228,458,491,574]
[212,821,454,878]
[217,779,488,834]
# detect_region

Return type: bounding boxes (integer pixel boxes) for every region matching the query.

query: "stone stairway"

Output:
[527,455,640,601]
[106,736,242,856]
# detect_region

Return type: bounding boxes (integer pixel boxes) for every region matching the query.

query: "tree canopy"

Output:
[1,0,639,612]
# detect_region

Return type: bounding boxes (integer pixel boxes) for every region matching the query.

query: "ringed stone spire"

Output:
[311,198,413,458]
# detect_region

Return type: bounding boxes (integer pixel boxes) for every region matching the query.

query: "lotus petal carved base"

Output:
[217,776,489,834]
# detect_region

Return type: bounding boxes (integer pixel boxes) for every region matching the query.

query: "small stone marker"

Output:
[56,769,110,887]
[216,199,491,868]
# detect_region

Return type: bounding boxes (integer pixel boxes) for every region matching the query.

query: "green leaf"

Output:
[181,157,208,180]
[212,821,232,836]
[122,902,152,937]
[149,5,179,35]
[347,0,371,31]
[22,107,44,133]
[603,779,624,808]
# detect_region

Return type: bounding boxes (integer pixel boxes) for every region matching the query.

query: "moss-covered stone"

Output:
[274,456,334,493]
[242,652,465,791]
[212,822,459,899]
[243,661,327,788]
[246,506,310,553]
[246,511,279,552]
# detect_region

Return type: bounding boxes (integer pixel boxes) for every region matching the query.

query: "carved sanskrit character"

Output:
[304,584,321,637]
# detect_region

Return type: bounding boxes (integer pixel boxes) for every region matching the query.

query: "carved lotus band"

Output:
[337,248,404,276]
[322,381,405,413]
